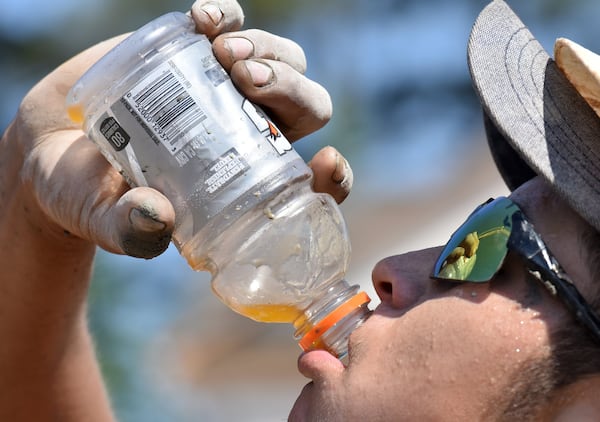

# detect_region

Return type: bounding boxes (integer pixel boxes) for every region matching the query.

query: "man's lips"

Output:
[296,307,382,381]
[297,349,345,381]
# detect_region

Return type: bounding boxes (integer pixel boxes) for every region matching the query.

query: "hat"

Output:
[468,0,600,232]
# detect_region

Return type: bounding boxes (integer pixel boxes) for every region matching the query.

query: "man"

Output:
[2,1,600,421]
[289,2,600,420]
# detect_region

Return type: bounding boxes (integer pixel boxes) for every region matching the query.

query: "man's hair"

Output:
[549,228,600,387]
[490,357,556,422]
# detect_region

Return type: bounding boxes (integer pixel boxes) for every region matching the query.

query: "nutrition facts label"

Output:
[205,148,249,195]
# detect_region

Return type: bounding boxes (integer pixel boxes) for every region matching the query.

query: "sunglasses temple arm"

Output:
[527,257,600,342]
[510,216,600,343]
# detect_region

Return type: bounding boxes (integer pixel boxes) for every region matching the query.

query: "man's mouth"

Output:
[296,310,374,380]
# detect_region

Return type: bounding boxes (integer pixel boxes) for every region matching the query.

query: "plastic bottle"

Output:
[66,11,371,359]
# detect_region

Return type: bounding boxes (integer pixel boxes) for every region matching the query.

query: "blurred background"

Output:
[2,0,599,420]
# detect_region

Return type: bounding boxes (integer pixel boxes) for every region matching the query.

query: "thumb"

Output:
[23,134,176,259]
[99,187,175,258]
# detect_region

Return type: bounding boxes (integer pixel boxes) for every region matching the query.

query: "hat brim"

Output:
[468,0,600,231]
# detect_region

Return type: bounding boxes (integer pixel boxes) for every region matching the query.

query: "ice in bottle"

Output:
[66,11,371,358]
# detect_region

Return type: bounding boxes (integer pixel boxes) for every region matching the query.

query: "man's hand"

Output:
[8,0,347,260]
[0,0,349,420]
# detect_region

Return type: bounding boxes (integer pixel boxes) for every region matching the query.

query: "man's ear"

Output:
[540,376,600,421]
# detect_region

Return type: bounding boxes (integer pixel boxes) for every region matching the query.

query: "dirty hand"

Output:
[3,0,350,260]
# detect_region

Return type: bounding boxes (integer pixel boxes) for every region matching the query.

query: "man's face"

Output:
[289,177,593,421]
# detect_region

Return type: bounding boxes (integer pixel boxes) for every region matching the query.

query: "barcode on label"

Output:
[123,69,207,155]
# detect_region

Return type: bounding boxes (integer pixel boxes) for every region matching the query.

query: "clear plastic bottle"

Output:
[66,11,371,359]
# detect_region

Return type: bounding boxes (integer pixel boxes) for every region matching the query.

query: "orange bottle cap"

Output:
[298,291,371,352]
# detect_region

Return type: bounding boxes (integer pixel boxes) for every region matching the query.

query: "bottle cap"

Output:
[298,291,371,352]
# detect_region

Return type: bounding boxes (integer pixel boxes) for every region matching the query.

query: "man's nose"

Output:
[371,247,442,309]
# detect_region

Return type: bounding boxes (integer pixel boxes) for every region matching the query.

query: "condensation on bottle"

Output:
[66,11,371,359]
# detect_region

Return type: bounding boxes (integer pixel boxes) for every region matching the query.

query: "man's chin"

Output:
[288,381,314,422]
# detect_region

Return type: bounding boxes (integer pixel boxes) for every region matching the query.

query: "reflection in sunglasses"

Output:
[438,231,480,279]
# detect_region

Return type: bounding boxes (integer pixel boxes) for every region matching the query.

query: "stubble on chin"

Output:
[288,380,348,422]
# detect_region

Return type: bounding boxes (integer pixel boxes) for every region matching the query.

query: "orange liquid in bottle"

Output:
[67,105,85,124]
[234,303,306,326]
[235,303,331,352]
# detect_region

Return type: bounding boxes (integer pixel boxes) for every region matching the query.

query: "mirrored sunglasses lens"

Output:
[433,198,516,282]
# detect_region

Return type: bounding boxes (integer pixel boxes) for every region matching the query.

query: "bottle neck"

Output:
[294,281,371,359]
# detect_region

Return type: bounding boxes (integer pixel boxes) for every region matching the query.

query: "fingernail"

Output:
[245,60,274,87]
[333,155,353,190]
[224,37,254,60]
[202,3,224,25]
[129,207,166,233]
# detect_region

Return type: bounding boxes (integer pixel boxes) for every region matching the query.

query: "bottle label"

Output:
[99,116,130,151]
[116,54,217,161]
[204,148,249,196]
[90,37,302,237]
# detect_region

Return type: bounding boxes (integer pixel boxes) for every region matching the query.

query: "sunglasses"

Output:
[432,196,600,344]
